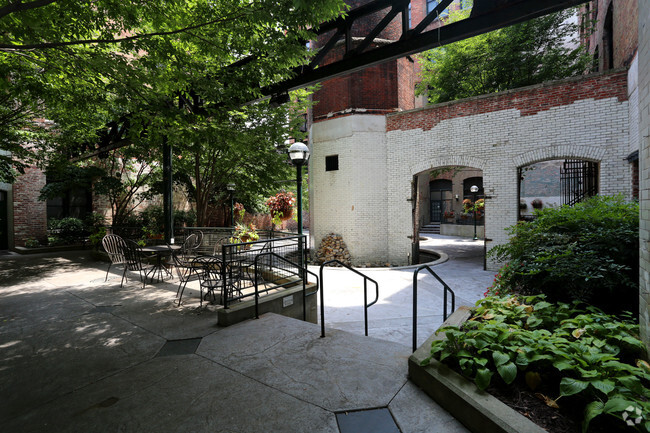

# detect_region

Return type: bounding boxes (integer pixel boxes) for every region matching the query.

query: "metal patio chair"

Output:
[191,256,224,307]
[102,234,127,284]
[121,239,155,289]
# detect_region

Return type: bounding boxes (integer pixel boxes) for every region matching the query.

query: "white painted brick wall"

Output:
[312,94,630,269]
[310,115,389,265]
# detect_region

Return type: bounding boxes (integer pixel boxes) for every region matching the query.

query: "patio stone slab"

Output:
[0,310,165,423]
[197,313,410,412]
[3,355,339,433]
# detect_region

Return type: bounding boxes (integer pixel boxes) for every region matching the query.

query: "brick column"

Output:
[12,166,47,246]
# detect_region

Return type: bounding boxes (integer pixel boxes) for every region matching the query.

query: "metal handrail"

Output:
[412,265,456,352]
[319,260,380,338]
[253,252,320,321]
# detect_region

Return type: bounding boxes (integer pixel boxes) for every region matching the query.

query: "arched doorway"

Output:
[518,159,599,220]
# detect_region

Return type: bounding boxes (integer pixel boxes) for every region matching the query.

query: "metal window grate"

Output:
[561,160,598,206]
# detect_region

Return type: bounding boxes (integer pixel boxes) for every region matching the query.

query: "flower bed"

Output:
[421,296,650,433]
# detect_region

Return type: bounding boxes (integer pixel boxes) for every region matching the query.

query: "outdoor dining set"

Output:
[101,231,264,307]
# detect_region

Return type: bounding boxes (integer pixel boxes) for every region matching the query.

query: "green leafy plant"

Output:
[229,223,259,245]
[425,295,650,432]
[24,237,40,248]
[47,217,86,245]
[487,195,639,315]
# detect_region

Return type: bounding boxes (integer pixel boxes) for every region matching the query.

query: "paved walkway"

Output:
[0,235,495,432]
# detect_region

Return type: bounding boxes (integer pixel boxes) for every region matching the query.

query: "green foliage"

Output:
[487,195,639,315]
[416,3,591,103]
[47,217,86,245]
[229,222,259,244]
[1,0,346,187]
[425,295,650,432]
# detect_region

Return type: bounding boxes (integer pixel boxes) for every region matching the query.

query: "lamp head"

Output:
[470,185,479,193]
[288,142,310,167]
[226,183,235,191]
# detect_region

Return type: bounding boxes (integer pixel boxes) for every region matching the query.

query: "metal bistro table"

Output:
[140,244,181,283]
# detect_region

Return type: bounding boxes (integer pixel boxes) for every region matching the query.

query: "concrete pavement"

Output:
[0,235,495,432]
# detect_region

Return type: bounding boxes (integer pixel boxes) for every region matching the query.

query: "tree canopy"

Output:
[0,0,347,182]
[416,4,591,104]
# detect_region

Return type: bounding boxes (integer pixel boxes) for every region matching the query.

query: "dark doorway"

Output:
[0,190,8,249]
[429,179,452,223]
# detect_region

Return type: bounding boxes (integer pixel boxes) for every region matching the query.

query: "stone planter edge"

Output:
[408,306,547,433]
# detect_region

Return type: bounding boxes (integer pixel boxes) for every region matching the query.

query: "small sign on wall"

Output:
[283,295,294,308]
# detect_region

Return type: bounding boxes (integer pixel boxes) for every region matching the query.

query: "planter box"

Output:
[408,307,546,433]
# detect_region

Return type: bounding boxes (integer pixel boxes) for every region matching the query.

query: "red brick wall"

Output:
[12,166,47,246]
[582,0,638,70]
[387,70,628,132]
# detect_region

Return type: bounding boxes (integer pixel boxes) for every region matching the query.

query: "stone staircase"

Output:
[420,222,440,234]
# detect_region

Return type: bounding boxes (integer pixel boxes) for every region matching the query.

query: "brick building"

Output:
[308,0,638,267]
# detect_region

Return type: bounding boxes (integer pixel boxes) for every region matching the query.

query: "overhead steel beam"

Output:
[261,0,588,98]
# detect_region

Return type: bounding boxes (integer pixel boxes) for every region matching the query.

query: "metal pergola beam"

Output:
[261,0,588,98]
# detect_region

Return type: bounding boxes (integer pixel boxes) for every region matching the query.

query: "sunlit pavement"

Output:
[312,234,496,348]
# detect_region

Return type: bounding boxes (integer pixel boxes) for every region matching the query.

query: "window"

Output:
[426,0,448,17]
[458,0,471,10]
[325,155,339,171]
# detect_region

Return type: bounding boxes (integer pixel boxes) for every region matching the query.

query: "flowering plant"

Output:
[230,223,259,244]
[443,211,455,219]
[266,191,295,223]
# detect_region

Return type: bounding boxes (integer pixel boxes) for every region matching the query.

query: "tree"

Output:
[173,89,313,226]
[0,0,347,181]
[416,4,591,104]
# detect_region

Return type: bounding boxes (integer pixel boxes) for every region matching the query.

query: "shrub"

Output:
[487,195,639,315]
[48,217,86,244]
[426,295,650,432]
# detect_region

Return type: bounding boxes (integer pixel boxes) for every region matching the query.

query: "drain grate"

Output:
[336,408,400,433]
[155,338,202,357]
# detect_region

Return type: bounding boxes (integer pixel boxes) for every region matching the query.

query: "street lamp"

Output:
[288,142,310,275]
[470,185,479,240]
[227,183,235,226]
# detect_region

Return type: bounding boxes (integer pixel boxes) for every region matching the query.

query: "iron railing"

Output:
[412,265,456,352]
[253,252,319,321]
[319,260,379,338]
[219,235,307,308]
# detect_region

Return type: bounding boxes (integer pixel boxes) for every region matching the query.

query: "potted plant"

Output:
[531,198,543,209]
[266,191,295,226]
[443,211,455,222]
[230,223,259,247]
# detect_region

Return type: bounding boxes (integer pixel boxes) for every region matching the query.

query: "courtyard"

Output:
[0,235,493,432]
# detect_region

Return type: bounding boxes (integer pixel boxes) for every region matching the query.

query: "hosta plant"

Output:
[423,295,650,432]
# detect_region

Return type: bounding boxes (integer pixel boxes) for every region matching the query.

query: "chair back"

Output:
[192,256,222,288]
[102,234,127,265]
[181,233,200,258]
[123,239,146,271]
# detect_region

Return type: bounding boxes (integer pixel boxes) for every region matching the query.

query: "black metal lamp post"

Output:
[470,185,479,240]
[288,142,310,273]
[227,183,235,226]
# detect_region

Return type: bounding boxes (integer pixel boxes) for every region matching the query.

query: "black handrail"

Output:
[253,252,320,321]
[319,260,379,338]
[412,265,456,352]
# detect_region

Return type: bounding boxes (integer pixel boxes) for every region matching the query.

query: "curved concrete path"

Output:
[313,234,496,348]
